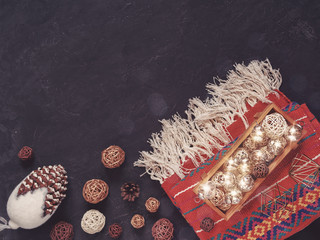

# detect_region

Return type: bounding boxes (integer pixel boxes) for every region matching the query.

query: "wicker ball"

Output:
[18,146,33,161]
[101,145,125,168]
[225,188,243,204]
[250,125,269,147]
[131,214,145,229]
[250,149,268,164]
[211,171,225,188]
[233,148,249,162]
[82,179,109,204]
[200,217,214,232]
[50,221,74,240]
[81,209,106,234]
[243,137,260,152]
[224,157,240,173]
[109,223,123,239]
[197,181,216,200]
[152,218,174,240]
[252,163,269,178]
[209,187,225,206]
[262,113,288,139]
[218,200,231,212]
[261,146,275,165]
[237,174,255,192]
[145,197,160,213]
[223,172,236,191]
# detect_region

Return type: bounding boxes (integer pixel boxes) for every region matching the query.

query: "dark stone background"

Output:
[0,0,319,239]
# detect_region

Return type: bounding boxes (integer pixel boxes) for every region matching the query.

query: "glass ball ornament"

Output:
[198,181,216,200]
[223,172,237,191]
[267,137,287,156]
[233,148,249,162]
[237,174,254,192]
[238,162,252,175]
[261,146,275,165]
[225,188,243,205]
[211,171,225,188]
[285,124,303,142]
[250,149,268,164]
[250,125,269,147]
[224,157,241,173]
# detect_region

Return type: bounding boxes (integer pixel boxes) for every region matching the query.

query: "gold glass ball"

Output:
[250,149,268,164]
[211,171,225,188]
[250,125,269,147]
[261,146,275,165]
[226,188,243,205]
[285,124,303,142]
[267,137,287,156]
[233,148,249,162]
[237,174,255,192]
[198,181,216,200]
[238,162,252,175]
[224,157,241,173]
[223,172,237,191]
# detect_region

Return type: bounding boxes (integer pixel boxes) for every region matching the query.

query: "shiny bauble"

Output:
[285,124,303,142]
[224,157,241,173]
[223,172,237,191]
[233,148,249,163]
[250,149,268,164]
[261,146,275,165]
[225,188,243,205]
[198,181,216,200]
[238,162,252,175]
[211,171,225,188]
[267,137,287,156]
[237,175,255,192]
[250,125,269,147]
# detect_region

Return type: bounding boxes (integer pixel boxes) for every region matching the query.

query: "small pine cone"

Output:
[121,183,140,202]
[18,146,33,160]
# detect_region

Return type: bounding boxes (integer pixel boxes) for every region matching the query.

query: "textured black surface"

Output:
[0,0,319,239]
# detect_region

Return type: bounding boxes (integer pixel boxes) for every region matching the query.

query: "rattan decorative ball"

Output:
[109,223,123,239]
[211,171,225,187]
[252,163,269,178]
[200,217,214,232]
[81,209,106,234]
[224,157,240,173]
[152,218,174,240]
[250,125,269,147]
[82,179,109,204]
[261,146,275,165]
[209,187,225,206]
[50,221,74,240]
[101,145,125,169]
[198,181,216,200]
[223,172,236,191]
[131,214,145,229]
[262,113,288,139]
[237,174,254,192]
[145,197,160,213]
[243,137,260,152]
[225,188,243,204]
[218,200,232,212]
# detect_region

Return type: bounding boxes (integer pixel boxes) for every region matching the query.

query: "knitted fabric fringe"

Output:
[134,59,282,183]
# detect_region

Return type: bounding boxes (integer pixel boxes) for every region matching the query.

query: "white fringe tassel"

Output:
[134,59,282,183]
[0,216,11,232]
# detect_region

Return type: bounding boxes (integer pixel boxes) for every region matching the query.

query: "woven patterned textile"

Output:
[162,91,320,240]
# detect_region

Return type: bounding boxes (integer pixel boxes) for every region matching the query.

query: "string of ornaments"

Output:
[198,112,303,212]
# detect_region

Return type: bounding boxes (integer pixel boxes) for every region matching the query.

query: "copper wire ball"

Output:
[131,214,145,229]
[82,179,109,204]
[200,217,214,232]
[252,163,269,178]
[152,218,174,240]
[145,197,160,213]
[50,221,74,240]
[109,223,123,239]
[101,145,125,168]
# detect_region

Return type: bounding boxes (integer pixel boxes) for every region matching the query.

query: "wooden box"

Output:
[193,103,305,220]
